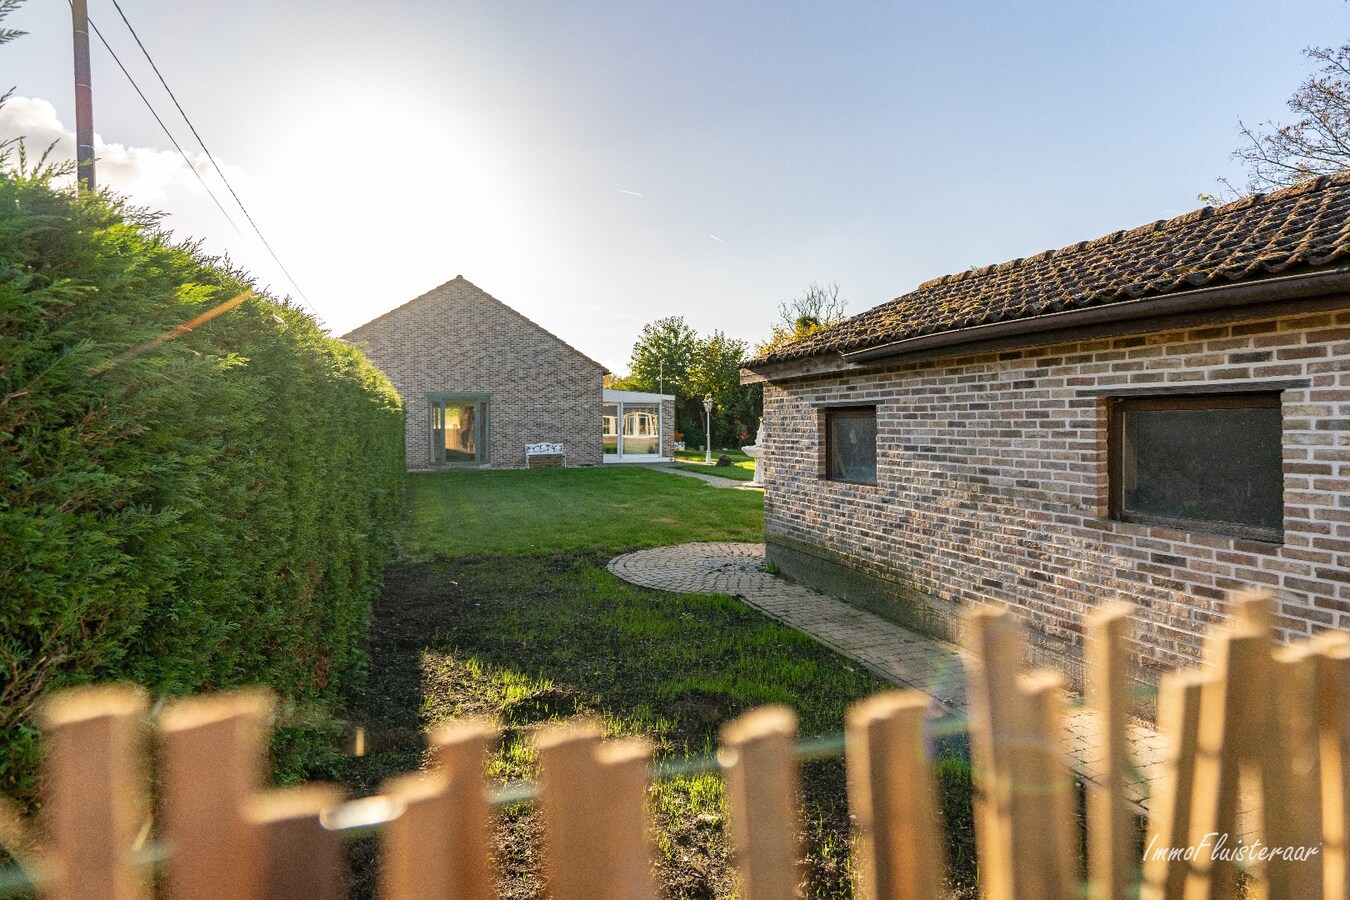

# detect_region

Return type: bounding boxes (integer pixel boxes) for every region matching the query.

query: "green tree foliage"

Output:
[754,281,848,357]
[0,162,405,804]
[690,330,759,446]
[1231,42,1350,192]
[625,315,697,397]
[0,0,25,49]
[622,317,761,449]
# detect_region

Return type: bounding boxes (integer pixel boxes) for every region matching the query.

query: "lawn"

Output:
[338,466,976,899]
[673,448,758,482]
[403,465,763,557]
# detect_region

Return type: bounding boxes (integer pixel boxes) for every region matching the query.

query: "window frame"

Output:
[1107,392,1284,543]
[822,405,878,486]
[427,392,491,467]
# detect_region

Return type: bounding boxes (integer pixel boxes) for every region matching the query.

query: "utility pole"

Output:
[71,0,95,191]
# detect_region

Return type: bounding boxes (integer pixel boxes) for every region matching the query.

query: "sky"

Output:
[1,0,1343,372]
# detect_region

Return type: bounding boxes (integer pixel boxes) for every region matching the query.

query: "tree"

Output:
[690,330,761,446]
[1231,42,1350,192]
[620,317,762,449]
[624,315,698,397]
[755,281,848,356]
[0,0,26,49]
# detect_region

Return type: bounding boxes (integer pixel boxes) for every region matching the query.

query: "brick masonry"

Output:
[761,306,1350,680]
[343,277,607,470]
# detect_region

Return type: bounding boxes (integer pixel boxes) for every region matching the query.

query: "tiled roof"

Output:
[751,172,1350,365]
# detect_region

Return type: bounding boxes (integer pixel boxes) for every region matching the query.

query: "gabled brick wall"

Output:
[762,307,1350,683]
[344,277,606,470]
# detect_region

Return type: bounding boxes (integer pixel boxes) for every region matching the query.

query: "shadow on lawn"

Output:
[337,549,977,900]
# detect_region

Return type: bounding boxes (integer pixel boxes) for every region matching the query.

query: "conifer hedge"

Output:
[0,165,405,803]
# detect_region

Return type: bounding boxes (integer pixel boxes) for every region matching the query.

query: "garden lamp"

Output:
[703,395,714,465]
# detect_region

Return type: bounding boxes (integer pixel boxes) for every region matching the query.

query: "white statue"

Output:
[741,417,766,488]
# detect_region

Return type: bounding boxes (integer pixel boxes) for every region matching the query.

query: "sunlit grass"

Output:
[674,447,758,481]
[404,466,763,559]
[340,462,981,898]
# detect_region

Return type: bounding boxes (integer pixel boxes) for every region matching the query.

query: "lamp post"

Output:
[703,395,714,465]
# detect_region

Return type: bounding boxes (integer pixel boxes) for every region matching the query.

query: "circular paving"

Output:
[607,541,769,596]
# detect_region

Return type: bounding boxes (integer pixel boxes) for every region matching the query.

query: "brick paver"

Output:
[608,541,1168,814]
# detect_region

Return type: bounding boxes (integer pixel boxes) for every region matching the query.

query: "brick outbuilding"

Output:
[344,276,608,470]
[743,174,1350,687]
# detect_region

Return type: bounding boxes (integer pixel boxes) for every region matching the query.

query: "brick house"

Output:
[743,173,1350,686]
[344,276,609,470]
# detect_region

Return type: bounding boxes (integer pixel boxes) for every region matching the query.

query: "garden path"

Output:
[650,464,760,489]
[608,541,1170,815]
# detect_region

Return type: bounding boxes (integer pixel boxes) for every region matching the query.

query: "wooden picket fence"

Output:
[5,590,1348,899]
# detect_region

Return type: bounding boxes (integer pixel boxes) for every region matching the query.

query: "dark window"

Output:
[826,406,877,485]
[1109,393,1283,541]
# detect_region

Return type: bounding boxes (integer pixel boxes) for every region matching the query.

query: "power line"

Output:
[77,9,243,235]
[104,0,319,319]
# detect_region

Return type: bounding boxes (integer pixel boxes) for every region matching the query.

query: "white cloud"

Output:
[1,95,267,223]
[0,95,289,298]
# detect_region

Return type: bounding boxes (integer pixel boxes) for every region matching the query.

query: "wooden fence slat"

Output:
[429,719,498,900]
[39,685,149,900]
[1183,624,1267,900]
[1086,602,1136,900]
[1270,641,1324,900]
[1318,633,1350,900]
[964,605,1024,900]
[1141,670,1208,900]
[380,774,453,900]
[844,690,945,900]
[537,723,609,900]
[537,725,657,900]
[1009,670,1080,900]
[159,691,274,900]
[719,705,804,900]
[243,785,347,900]
[594,739,657,900]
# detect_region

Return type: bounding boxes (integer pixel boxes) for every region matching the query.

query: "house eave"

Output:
[739,352,862,384]
[841,267,1350,366]
[744,267,1350,383]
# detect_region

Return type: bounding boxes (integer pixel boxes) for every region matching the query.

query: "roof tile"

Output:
[753,174,1350,365]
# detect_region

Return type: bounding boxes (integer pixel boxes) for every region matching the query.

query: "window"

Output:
[429,394,489,465]
[825,406,877,485]
[1109,393,1283,541]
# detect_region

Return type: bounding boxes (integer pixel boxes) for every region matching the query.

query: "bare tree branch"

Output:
[1230,42,1350,193]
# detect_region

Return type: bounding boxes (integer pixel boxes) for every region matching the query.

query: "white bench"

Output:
[525,442,566,468]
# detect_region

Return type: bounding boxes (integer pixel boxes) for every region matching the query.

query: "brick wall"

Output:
[662,397,676,459]
[762,307,1350,680]
[344,277,606,470]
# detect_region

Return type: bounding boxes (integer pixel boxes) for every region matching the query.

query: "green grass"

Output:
[675,448,753,463]
[403,466,763,558]
[350,550,887,898]
[340,465,978,898]
[674,448,758,481]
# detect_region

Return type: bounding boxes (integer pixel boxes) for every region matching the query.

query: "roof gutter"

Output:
[840,267,1350,365]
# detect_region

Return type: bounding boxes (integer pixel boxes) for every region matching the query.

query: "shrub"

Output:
[0,164,405,803]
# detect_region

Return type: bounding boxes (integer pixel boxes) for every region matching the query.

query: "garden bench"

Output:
[525,442,566,468]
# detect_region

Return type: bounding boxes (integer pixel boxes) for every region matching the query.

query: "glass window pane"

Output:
[602,403,619,454]
[622,404,659,455]
[828,410,877,484]
[1122,405,1282,529]
[431,401,445,461]
[442,402,478,461]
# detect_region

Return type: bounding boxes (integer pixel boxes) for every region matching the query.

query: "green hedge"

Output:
[0,167,405,803]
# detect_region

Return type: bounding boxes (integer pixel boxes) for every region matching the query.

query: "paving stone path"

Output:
[608,541,1169,813]
[650,464,759,489]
